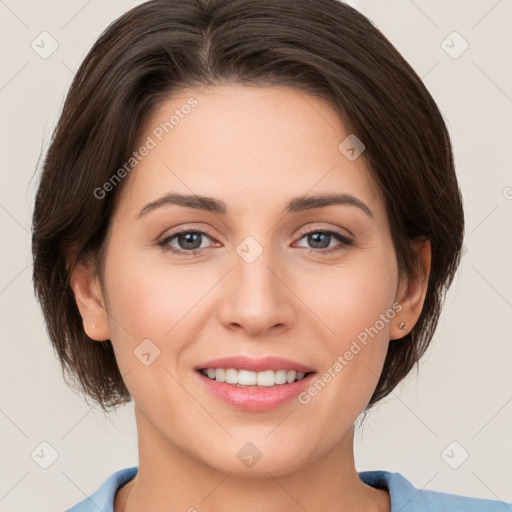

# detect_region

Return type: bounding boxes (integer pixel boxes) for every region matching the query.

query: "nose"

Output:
[217,246,297,337]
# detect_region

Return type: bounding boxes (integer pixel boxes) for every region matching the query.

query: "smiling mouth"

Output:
[197,368,315,387]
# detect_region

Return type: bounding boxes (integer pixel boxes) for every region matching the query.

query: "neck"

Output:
[116,406,389,512]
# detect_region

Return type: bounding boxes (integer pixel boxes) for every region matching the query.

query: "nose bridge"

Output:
[236,245,277,299]
[233,238,283,307]
[218,236,295,335]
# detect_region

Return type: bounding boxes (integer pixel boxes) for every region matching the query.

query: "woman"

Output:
[31,0,510,510]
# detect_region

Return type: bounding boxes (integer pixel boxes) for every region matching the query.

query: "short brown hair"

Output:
[32,0,464,412]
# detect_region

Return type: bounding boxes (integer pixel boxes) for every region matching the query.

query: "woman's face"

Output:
[90,84,407,475]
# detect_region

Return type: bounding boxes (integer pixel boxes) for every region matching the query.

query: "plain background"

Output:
[0,0,511,510]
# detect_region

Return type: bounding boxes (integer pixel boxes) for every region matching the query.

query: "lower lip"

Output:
[195,370,316,412]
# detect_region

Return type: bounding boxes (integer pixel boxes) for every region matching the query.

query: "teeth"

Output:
[200,368,308,386]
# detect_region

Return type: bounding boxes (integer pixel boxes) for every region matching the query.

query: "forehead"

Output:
[117,84,384,220]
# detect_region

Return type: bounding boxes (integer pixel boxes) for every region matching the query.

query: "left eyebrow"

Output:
[284,192,374,219]
[136,192,374,219]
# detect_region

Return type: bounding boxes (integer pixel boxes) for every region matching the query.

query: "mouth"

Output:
[197,368,315,388]
[194,368,316,413]
[193,356,317,412]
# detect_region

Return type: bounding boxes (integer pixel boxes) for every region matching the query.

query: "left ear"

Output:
[390,239,431,340]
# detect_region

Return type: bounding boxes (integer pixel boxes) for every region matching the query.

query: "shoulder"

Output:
[64,467,138,512]
[359,470,512,511]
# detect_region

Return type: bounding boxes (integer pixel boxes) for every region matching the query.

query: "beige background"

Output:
[1,0,511,510]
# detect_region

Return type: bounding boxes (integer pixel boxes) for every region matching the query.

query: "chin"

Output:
[199,440,312,478]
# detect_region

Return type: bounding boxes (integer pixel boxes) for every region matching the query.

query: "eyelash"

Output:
[157,227,353,256]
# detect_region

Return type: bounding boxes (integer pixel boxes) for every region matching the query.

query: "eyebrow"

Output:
[137,192,374,219]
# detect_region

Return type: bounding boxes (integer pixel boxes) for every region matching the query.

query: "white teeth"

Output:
[256,370,274,387]
[200,368,310,386]
[225,368,238,384]
[275,369,287,385]
[239,369,257,385]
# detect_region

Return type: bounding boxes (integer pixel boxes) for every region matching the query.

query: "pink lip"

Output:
[195,355,315,373]
[195,370,316,412]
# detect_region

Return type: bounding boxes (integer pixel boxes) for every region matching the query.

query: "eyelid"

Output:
[156,222,219,244]
[295,224,352,241]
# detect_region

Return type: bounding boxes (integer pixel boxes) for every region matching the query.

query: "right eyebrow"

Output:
[137,193,227,218]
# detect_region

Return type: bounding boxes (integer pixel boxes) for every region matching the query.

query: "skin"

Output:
[71,84,430,512]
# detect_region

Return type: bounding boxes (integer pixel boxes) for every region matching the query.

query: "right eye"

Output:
[158,230,216,256]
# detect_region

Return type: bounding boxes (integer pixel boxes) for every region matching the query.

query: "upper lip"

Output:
[195,355,315,373]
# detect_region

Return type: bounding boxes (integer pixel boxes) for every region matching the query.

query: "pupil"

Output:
[180,232,201,250]
[309,232,329,249]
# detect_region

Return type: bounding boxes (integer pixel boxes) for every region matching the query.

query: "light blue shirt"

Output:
[65,466,512,511]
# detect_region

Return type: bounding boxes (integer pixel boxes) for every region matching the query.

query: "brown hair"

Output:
[32,0,464,412]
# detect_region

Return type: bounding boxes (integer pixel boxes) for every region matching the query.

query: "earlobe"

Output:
[69,258,110,341]
[390,239,431,340]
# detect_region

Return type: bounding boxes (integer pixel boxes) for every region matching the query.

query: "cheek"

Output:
[302,251,398,344]
[102,256,208,408]
[104,253,211,338]
[298,247,397,401]
[101,247,222,388]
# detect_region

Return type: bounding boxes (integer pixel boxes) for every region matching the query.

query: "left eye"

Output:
[294,229,352,253]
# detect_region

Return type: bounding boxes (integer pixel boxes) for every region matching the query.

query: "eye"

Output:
[294,228,353,254]
[157,230,215,255]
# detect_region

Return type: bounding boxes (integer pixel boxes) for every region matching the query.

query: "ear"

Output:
[390,239,431,340]
[69,257,110,342]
